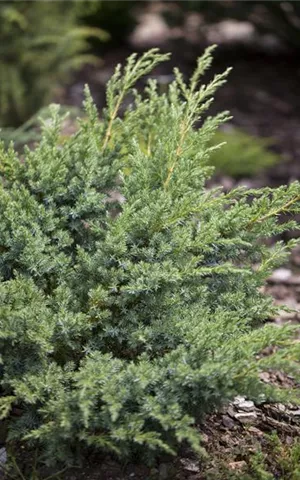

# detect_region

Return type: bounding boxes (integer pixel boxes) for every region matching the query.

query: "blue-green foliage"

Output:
[0,48,300,468]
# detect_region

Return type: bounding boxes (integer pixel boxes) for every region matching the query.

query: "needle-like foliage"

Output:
[0,47,300,469]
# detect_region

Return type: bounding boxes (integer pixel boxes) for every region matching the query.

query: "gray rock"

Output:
[269,268,292,283]
[234,412,258,424]
[286,403,300,410]
[227,405,237,418]
[228,460,247,471]
[180,458,200,473]
[248,426,264,436]
[222,414,236,429]
[238,400,255,412]
[289,409,300,417]
[275,403,286,413]
[233,396,245,406]
[259,372,271,383]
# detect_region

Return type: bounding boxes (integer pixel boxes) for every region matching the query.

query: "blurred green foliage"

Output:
[177,1,300,49]
[0,1,108,128]
[209,128,280,178]
[0,105,81,149]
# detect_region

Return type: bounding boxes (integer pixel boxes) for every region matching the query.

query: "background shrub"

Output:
[209,127,280,178]
[0,1,108,128]
[0,48,300,472]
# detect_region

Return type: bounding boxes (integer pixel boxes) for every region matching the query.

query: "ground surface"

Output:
[55,396,300,479]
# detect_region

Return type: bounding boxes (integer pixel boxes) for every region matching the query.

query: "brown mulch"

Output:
[55,403,300,480]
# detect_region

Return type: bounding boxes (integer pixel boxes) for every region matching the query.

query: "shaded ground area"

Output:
[55,397,300,479]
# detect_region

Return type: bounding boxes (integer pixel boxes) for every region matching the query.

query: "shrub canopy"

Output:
[0,48,300,468]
